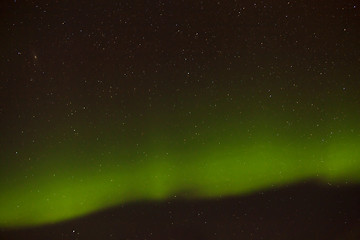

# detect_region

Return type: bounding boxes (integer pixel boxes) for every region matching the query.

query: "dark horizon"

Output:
[1,181,360,239]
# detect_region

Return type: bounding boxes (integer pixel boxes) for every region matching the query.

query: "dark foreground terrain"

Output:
[1,182,360,240]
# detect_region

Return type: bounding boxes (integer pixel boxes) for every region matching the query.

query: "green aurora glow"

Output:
[1,88,360,228]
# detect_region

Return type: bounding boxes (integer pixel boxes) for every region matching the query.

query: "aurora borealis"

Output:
[1,0,360,239]
[1,81,360,228]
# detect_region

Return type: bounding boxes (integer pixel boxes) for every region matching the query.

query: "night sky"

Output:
[1,0,360,239]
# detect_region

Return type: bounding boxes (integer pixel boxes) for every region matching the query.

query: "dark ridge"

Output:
[1,182,360,240]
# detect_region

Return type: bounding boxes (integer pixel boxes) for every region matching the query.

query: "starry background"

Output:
[1,0,360,239]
